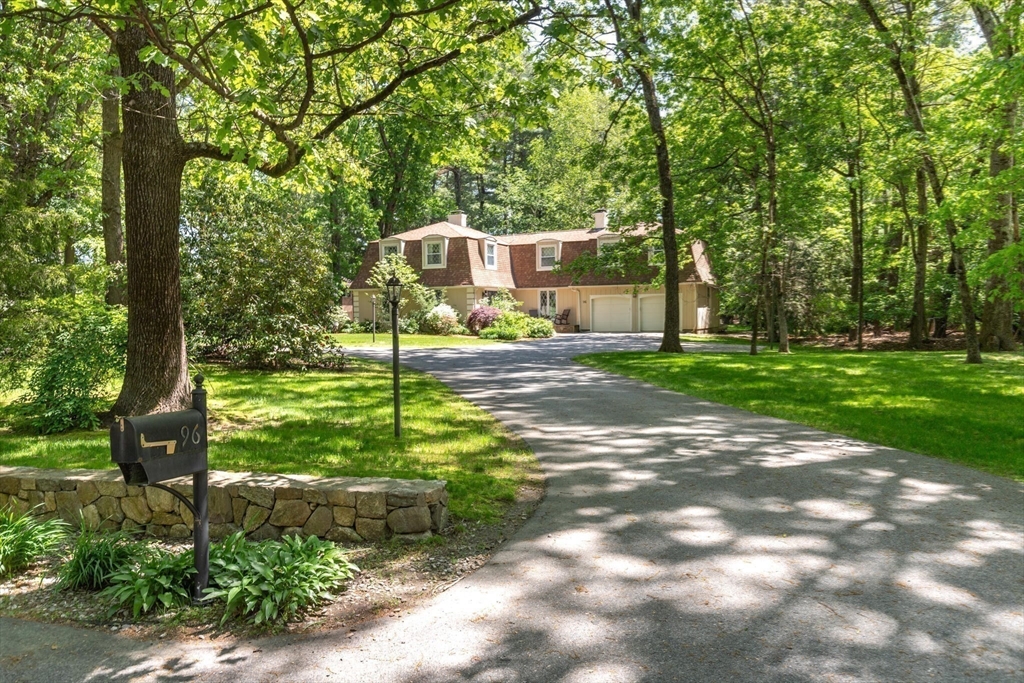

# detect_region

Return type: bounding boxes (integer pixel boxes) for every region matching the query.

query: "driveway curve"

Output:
[2,334,1022,682]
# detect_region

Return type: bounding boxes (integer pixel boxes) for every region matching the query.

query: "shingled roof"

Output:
[350,215,715,290]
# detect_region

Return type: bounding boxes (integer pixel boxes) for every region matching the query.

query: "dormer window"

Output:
[648,240,664,262]
[422,236,447,269]
[598,234,620,254]
[379,239,403,260]
[537,240,560,271]
[485,242,497,269]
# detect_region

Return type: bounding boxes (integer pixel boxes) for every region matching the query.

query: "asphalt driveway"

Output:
[2,334,1022,682]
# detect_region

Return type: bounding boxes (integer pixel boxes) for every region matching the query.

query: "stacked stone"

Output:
[0,467,448,544]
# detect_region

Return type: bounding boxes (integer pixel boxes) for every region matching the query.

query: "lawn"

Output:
[332,333,496,348]
[577,349,1024,480]
[0,359,537,522]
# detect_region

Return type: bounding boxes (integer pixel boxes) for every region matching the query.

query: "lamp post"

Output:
[371,294,377,344]
[385,276,403,438]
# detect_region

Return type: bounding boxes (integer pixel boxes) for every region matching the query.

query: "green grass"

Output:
[578,349,1024,480]
[0,359,537,522]
[331,333,496,348]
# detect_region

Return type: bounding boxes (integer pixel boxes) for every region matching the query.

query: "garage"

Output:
[591,296,633,332]
[639,294,665,332]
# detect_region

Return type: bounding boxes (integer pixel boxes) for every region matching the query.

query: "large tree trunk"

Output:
[110,26,191,417]
[101,61,125,306]
[635,67,682,352]
[908,168,929,347]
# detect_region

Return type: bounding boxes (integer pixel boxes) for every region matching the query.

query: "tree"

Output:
[3,0,541,414]
[855,0,983,362]
[972,2,1019,351]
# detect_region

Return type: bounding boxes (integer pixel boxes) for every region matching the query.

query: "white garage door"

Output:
[591,296,632,332]
[640,295,665,332]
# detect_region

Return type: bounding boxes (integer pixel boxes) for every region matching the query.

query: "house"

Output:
[348,210,720,333]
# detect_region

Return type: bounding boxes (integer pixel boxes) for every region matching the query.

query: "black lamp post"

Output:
[385,276,403,438]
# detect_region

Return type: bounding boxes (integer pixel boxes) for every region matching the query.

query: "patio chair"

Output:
[553,309,571,325]
[528,309,539,317]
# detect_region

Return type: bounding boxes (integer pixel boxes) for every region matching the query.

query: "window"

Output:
[485,242,497,269]
[598,235,620,254]
[648,241,664,263]
[540,246,556,268]
[379,239,403,260]
[539,290,557,318]
[423,238,445,268]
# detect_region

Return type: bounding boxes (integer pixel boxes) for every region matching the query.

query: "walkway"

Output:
[2,334,1021,682]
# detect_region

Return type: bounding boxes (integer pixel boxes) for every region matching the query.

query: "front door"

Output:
[539,290,557,318]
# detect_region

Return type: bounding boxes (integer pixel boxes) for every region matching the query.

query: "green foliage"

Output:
[23,305,126,434]
[206,532,358,626]
[0,507,68,578]
[181,167,334,369]
[479,311,554,340]
[57,526,141,592]
[481,288,521,313]
[101,548,196,618]
[422,304,463,336]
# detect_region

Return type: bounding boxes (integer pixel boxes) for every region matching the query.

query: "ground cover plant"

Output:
[0,359,536,522]
[0,507,68,577]
[56,526,141,592]
[578,349,1024,480]
[207,532,357,625]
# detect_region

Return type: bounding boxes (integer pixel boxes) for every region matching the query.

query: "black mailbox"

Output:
[110,375,210,601]
[111,409,208,486]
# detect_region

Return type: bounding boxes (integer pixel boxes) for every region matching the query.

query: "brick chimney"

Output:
[448,211,467,227]
[593,209,608,230]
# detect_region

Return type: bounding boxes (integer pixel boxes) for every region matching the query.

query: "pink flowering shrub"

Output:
[467,306,501,334]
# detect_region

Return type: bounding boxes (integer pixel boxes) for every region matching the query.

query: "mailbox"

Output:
[111,409,207,486]
[110,375,210,601]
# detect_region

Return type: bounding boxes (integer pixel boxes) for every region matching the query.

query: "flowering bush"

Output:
[422,303,462,336]
[467,306,501,334]
[478,312,554,340]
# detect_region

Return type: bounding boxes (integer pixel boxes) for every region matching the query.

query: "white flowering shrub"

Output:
[423,303,462,336]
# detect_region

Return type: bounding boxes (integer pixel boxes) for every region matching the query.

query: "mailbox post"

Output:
[190,377,209,601]
[110,375,211,602]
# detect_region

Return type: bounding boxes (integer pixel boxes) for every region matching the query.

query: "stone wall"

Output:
[0,467,448,543]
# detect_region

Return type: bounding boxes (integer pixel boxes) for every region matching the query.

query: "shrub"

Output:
[478,311,555,340]
[327,306,351,333]
[23,307,127,434]
[206,532,358,625]
[181,173,334,369]
[467,306,501,334]
[525,316,555,338]
[101,548,196,617]
[483,288,521,313]
[57,526,141,591]
[422,304,462,336]
[0,507,68,578]
[398,315,420,334]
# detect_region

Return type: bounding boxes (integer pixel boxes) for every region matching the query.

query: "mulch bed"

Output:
[797,330,971,352]
[0,484,544,641]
